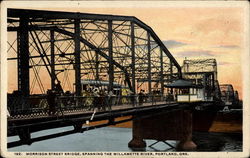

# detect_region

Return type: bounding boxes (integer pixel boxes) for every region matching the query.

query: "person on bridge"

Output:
[138,89,145,106]
[55,81,64,94]
[166,91,174,102]
[47,90,57,115]
[93,87,101,111]
[99,89,108,111]
[108,90,114,110]
[130,91,136,107]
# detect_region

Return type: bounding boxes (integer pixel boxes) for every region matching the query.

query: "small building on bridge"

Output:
[165,79,205,102]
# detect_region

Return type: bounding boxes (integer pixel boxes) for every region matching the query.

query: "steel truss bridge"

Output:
[182,59,221,101]
[6,9,238,148]
[7,8,182,113]
[6,8,183,147]
[7,8,181,96]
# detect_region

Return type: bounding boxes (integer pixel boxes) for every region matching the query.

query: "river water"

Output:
[8,126,242,152]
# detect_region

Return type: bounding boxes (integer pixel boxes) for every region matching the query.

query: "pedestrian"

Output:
[47,90,56,115]
[108,90,114,110]
[93,87,101,111]
[138,89,144,105]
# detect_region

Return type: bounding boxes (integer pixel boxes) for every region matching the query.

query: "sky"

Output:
[7,4,247,99]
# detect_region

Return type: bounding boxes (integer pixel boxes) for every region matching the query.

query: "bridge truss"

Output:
[7,9,181,115]
[182,58,220,101]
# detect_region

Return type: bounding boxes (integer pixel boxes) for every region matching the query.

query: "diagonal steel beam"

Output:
[53,27,133,91]
[8,9,181,74]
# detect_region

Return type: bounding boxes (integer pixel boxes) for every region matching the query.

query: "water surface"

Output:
[8,126,242,152]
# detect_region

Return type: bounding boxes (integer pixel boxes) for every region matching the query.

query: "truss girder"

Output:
[7,8,181,95]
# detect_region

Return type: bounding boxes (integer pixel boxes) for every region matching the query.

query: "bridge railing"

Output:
[7,94,175,117]
[56,94,168,112]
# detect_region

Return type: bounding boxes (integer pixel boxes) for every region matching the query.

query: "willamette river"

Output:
[8,126,242,152]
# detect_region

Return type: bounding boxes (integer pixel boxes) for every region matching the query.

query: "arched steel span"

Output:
[7,8,181,97]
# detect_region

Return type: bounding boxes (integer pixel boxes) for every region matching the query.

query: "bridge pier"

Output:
[17,128,32,145]
[128,110,197,151]
[176,110,197,151]
[128,117,147,149]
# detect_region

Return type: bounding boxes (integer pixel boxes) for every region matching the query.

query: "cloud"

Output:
[162,40,187,48]
[174,50,215,57]
[213,44,240,49]
[218,61,234,66]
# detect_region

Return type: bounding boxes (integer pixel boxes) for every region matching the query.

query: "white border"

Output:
[1,1,249,158]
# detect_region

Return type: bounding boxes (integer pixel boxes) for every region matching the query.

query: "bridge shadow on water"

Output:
[192,132,242,152]
[130,132,242,152]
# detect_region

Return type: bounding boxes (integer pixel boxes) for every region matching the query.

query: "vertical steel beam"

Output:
[108,20,114,92]
[170,60,173,81]
[203,74,206,100]
[214,62,217,80]
[160,48,164,95]
[74,19,81,96]
[178,67,182,79]
[147,32,152,94]
[17,30,21,90]
[212,73,215,89]
[95,52,99,80]
[50,30,56,90]
[131,22,136,94]
[170,60,173,93]
[18,17,29,96]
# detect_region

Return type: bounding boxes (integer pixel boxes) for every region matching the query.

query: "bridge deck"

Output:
[7,101,185,136]
[7,101,215,148]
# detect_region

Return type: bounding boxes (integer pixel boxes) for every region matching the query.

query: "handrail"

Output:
[7,94,174,117]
